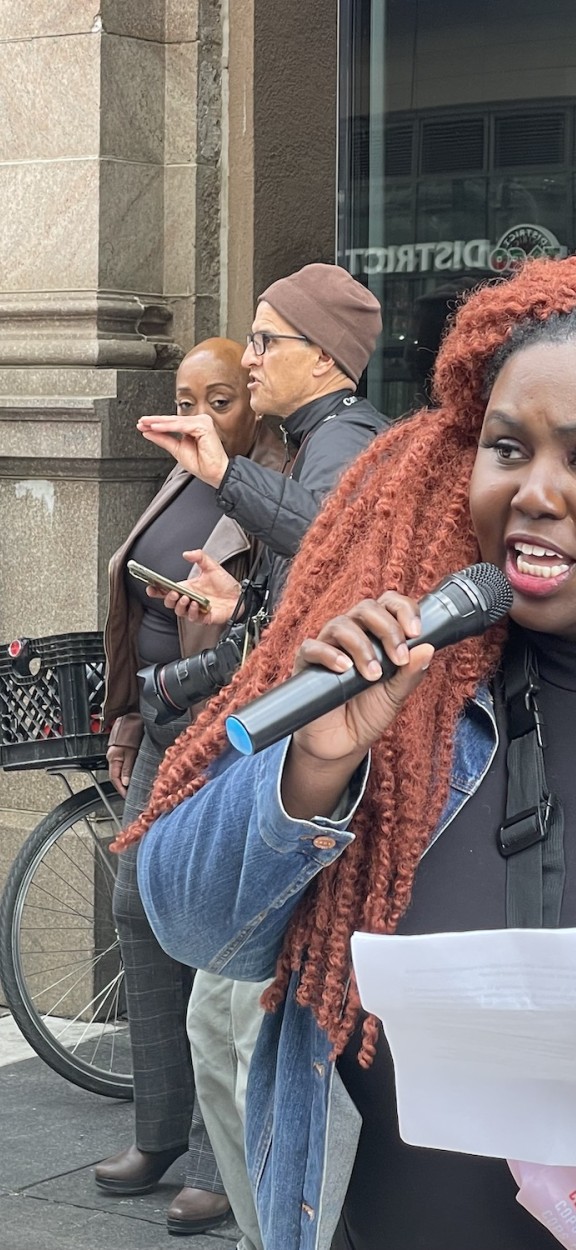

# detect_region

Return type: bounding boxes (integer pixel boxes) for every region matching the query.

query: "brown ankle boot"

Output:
[95,1143,187,1195]
[166,1187,231,1235]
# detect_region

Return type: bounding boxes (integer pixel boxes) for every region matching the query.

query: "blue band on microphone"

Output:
[226,715,255,755]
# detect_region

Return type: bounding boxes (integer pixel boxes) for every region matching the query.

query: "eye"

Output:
[494,437,524,462]
[176,400,194,414]
[494,440,525,461]
[481,437,525,462]
[210,398,233,412]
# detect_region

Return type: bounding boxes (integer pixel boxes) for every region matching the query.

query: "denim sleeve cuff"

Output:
[255,737,370,856]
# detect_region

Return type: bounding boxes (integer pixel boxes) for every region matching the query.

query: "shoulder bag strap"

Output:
[498,638,565,927]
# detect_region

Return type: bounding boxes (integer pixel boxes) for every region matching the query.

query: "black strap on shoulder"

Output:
[498,638,565,928]
[287,395,361,483]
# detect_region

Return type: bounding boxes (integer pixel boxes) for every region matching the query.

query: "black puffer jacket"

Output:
[215,389,391,611]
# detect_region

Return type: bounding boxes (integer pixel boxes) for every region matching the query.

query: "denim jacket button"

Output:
[312,835,336,850]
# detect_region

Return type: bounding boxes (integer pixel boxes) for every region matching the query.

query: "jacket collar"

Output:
[280,388,356,449]
[471,681,494,718]
[425,681,498,855]
[200,513,250,564]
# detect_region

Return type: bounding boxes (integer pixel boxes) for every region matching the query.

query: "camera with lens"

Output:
[137,621,249,725]
[138,575,269,725]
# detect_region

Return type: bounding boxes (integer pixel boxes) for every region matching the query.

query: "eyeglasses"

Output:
[246,331,309,356]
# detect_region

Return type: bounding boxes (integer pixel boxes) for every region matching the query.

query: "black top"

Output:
[336,630,576,1250]
[128,476,223,665]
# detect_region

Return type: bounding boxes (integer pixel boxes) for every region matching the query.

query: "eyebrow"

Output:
[485,410,576,438]
[176,382,235,393]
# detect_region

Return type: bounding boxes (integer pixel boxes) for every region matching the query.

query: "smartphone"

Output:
[127,560,211,612]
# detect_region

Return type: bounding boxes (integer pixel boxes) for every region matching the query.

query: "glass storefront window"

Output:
[338,0,576,418]
[491,176,569,246]
[416,179,487,244]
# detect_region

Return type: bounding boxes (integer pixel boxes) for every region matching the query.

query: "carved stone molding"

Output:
[0,291,183,368]
[0,455,169,482]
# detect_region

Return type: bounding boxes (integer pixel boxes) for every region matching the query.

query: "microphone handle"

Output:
[226,635,397,756]
[225,580,494,756]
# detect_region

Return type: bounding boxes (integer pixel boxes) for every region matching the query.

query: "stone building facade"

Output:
[0,0,337,868]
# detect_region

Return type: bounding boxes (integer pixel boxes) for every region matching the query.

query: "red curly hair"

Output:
[113,256,576,1065]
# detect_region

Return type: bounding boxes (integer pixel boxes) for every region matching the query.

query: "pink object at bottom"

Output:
[508,1161,576,1248]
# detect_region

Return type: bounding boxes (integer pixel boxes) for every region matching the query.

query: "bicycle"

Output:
[0,631,132,1100]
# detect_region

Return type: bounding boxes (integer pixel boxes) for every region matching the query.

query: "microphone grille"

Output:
[459,562,513,623]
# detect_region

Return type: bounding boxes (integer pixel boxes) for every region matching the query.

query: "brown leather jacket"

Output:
[103,420,284,750]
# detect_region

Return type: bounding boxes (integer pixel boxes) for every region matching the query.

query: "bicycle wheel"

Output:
[0,783,133,1099]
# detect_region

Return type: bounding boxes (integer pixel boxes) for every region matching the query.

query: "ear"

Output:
[311,347,336,377]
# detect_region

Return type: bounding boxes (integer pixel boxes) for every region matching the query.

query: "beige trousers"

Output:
[187,970,270,1250]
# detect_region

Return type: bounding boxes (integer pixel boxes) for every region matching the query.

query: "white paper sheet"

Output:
[351,927,576,1165]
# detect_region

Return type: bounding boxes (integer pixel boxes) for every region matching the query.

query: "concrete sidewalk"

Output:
[0,1013,239,1250]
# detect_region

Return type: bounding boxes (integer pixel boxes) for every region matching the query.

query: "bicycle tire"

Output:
[0,783,133,1099]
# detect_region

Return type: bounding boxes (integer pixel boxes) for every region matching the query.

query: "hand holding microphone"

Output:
[226,564,512,761]
[279,596,436,769]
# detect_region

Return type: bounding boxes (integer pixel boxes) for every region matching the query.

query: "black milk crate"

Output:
[0,632,110,771]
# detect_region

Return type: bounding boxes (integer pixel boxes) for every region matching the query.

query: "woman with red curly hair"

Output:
[127,256,576,1250]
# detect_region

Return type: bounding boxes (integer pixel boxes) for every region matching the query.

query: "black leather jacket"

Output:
[215,389,391,612]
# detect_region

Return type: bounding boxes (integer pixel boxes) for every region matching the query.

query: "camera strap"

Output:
[497,638,565,928]
[283,395,360,484]
[224,569,270,667]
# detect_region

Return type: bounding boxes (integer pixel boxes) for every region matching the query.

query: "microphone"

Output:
[225,562,512,756]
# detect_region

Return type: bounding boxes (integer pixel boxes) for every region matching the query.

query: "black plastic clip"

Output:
[498,796,552,857]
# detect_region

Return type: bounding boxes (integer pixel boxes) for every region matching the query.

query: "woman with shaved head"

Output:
[94,339,283,1235]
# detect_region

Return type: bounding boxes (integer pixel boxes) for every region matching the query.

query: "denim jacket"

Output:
[137,685,498,1250]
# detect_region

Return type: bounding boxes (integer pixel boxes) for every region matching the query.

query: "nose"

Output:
[512,456,568,520]
[242,340,257,369]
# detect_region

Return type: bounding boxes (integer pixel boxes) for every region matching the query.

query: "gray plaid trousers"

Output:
[112,705,224,1193]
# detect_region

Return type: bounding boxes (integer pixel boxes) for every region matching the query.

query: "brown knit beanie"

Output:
[258,263,382,385]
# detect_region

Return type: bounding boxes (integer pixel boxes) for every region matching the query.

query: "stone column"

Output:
[0,1,222,861]
[225,0,338,339]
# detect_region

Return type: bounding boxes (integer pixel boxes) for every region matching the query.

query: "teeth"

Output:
[515,541,564,558]
[517,556,570,578]
[514,539,572,579]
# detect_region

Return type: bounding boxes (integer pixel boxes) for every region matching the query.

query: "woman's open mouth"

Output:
[505,540,575,597]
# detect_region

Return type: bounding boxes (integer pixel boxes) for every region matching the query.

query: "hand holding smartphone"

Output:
[127,560,211,612]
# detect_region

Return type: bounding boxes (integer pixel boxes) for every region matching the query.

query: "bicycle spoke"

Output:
[19,955,115,980]
[25,858,96,912]
[26,939,121,1009]
[46,967,125,1034]
[64,974,126,1064]
[50,821,117,896]
[24,874,94,917]
[100,973,125,1072]
[72,819,118,888]
[18,922,100,931]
